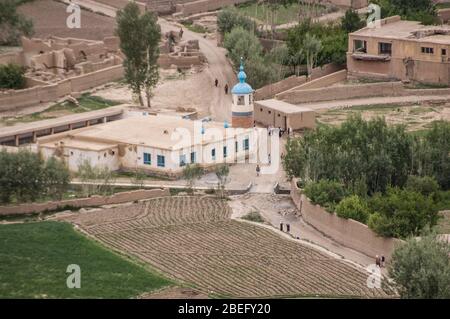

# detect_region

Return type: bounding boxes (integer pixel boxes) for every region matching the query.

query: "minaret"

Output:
[231,59,254,128]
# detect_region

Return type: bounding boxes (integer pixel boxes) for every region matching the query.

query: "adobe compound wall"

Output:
[0,188,170,216]
[175,0,250,16]
[290,179,402,259]
[0,65,124,112]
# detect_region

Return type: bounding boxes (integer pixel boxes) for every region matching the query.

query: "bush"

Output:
[304,179,348,212]
[241,211,264,223]
[0,63,26,90]
[217,6,255,34]
[336,195,370,223]
[0,0,34,45]
[405,175,440,198]
[367,187,438,238]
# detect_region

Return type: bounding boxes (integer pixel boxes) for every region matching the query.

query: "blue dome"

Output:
[231,59,253,95]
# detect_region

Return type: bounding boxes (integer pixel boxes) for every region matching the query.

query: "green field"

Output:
[0,221,171,298]
[236,2,334,26]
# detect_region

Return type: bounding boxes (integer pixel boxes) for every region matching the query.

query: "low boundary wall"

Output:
[175,0,250,16]
[0,188,170,216]
[290,179,402,259]
[0,65,124,112]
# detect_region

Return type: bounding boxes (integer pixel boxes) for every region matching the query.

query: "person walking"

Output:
[268,153,271,165]
[179,27,184,39]
[381,255,385,268]
[286,223,290,232]
[280,222,284,231]
[375,255,381,268]
[256,164,261,177]
[214,78,218,87]
[224,83,229,95]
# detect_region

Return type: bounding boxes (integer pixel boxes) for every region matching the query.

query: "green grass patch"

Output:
[405,82,450,89]
[0,94,120,126]
[437,3,450,9]
[348,104,401,112]
[241,211,264,223]
[0,221,171,298]
[182,21,207,33]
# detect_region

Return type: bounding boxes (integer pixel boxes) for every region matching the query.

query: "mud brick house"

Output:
[347,16,450,85]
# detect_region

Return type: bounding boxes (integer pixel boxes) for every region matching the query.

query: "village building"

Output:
[254,99,316,131]
[37,114,256,177]
[347,16,450,85]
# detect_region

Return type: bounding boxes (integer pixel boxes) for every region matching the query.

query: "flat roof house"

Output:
[37,114,256,178]
[347,16,450,85]
[254,99,316,131]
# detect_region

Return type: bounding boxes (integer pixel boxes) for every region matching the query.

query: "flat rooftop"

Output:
[351,18,450,45]
[39,115,251,151]
[255,99,314,114]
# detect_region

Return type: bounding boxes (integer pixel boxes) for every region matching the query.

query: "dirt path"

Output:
[69,0,234,122]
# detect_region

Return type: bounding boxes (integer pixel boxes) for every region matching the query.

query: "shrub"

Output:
[304,179,348,212]
[0,63,26,90]
[405,175,440,199]
[241,211,264,223]
[217,6,255,34]
[336,195,370,223]
[0,0,34,45]
[367,187,438,238]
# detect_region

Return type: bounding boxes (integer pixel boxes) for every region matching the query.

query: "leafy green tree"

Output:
[116,2,161,107]
[44,157,71,200]
[0,0,33,46]
[388,233,450,298]
[303,33,321,78]
[367,187,438,238]
[303,179,348,212]
[77,160,115,197]
[182,164,203,195]
[405,175,440,199]
[341,9,365,34]
[217,6,256,35]
[0,63,26,89]
[372,0,438,25]
[214,164,229,199]
[336,195,370,223]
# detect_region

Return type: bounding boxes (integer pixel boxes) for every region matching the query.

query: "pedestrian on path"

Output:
[256,164,261,177]
[268,153,271,165]
[381,255,385,268]
[214,78,218,87]
[179,27,184,39]
[280,222,284,231]
[224,83,229,94]
[375,255,381,268]
[286,224,290,233]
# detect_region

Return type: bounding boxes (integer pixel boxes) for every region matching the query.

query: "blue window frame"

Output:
[243,138,250,151]
[190,151,196,163]
[143,153,151,165]
[211,148,216,161]
[223,146,227,158]
[157,155,165,167]
[180,154,187,167]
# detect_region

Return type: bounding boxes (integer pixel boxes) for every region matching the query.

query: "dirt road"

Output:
[64,0,234,122]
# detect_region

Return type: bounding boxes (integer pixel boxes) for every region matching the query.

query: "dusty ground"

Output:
[62,196,394,298]
[18,0,116,40]
[316,101,450,131]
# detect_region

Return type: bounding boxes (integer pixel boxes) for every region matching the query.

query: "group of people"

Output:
[375,255,386,268]
[268,126,292,138]
[214,78,229,95]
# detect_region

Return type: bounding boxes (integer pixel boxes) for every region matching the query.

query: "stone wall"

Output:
[291,69,347,91]
[0,65,124,111]
[94,0,147,12]
[277,81,405,104]
[290,179,402,259]
[157,55,203,69]
[0,188,170,216]
[0,51,24,66]
[254,76,307,101]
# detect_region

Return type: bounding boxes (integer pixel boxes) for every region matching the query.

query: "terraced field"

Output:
[65,197,394,298]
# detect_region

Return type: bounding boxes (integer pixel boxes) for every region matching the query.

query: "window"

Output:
[179,154,186,167]
[143,153,151,165]
[442,48,447,56]
[243,138,249,151]
[268,111,271,114]
[223,146,227,158]
[421,47,434,54]
[353,40,367,53]
[235,141,238,153]
[157,155,165,167]
[378,42,392,55]
[190,151,196,163]
[211,148,216,161]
